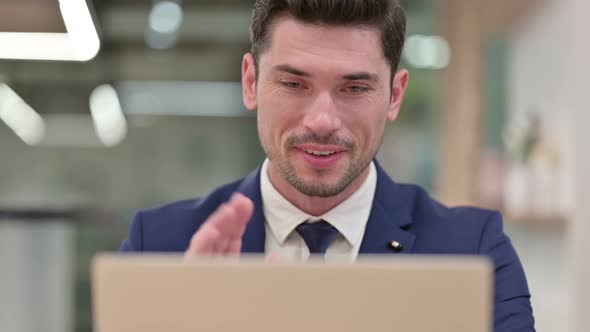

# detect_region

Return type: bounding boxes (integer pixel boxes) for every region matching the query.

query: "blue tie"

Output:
[295,220,339,254]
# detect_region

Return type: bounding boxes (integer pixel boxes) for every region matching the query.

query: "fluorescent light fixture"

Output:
[403,35,451,70]
[0,0,100,61]
[146,1,183,49]
[0,83,46,145]
[89,84,127,147]
[149,1,183,34]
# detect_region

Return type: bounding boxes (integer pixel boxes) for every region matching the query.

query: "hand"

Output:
[185,193,254,258]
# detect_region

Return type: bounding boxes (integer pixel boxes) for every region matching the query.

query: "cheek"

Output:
[257,104,296,150]
[341,102,388,144]
[258,113,276,144]
[258,93,304,134]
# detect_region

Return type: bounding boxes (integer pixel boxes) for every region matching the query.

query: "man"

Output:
[121,0,535,330]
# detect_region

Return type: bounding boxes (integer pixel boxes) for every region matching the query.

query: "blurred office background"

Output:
[0,0,588,331]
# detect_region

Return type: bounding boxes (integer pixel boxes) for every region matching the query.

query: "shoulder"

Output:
[389,184,533,326]
[393,182,503,254]
[121,178,245,252]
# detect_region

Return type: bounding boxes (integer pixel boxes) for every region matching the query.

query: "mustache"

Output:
[286,132,354,149]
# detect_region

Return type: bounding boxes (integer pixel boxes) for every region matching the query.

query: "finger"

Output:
[213,195,252,253]
[210,200,241,240]
[185,226,221,258]
[224,239,242,256]
[212,236,231,254]
[226,193,254,237]
[186,202,233,256]
[208,193,252,241]
[215,194,253,254]
[185,193,254,256]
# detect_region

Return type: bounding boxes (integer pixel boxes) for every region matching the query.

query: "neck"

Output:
[267,162,370,216]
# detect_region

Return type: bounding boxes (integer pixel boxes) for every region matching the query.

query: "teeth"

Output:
[305,149,337,156]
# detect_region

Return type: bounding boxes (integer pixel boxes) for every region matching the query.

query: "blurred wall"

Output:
[509,0,590,330]
[508,0,574,222]
[569,0,590,330]
[0,117,262,210]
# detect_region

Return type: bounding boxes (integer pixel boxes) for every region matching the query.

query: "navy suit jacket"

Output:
[121,162,535,331]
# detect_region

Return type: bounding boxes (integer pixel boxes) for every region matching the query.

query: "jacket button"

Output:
[389,241,403,252]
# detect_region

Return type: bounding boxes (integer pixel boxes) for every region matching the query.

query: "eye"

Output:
[344,85,370,94]
[281,81,302,89]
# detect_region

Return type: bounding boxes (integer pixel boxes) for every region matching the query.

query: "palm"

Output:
[185,193,254,257]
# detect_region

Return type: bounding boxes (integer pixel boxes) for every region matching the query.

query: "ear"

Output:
[242,53,258,111]
[387,69,409,122]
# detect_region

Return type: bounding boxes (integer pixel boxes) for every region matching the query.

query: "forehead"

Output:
[260,16,389,76]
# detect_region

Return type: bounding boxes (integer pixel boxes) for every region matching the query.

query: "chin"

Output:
[296,165,343,179]
[293,182,346,198]
[290,172,352,197]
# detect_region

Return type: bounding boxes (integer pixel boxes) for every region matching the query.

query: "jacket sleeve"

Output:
[119,211,144,252]
[479,212,535,332]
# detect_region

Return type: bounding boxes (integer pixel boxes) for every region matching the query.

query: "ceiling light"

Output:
[0,83,46,145]
[403,35,452,70]
[0,0,100,61]
[89,84,127,147]
[149,1,183,35]
[145,1,184,49]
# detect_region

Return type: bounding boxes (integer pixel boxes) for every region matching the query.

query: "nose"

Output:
[301,92,342,136]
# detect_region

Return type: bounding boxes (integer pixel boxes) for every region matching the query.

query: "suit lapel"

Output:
[237,166,266,253]
[359,162,416,254]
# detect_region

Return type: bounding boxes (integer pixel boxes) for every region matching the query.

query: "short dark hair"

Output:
[250,0,407,75]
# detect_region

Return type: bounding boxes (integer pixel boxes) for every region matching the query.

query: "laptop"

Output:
[92,255,493,332]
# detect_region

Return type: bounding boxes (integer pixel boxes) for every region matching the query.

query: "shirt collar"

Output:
[260,159,377,246]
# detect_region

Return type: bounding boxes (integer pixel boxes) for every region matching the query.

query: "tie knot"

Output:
[295,220,339,255]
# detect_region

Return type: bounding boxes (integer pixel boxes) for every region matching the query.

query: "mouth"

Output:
[296,144,346,156]
[294,145,347,169]
[302,149,339,157]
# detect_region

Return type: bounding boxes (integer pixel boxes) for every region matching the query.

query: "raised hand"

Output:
[185,193,254,258]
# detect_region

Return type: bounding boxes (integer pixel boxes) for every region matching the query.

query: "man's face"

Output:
[242,16,408,197]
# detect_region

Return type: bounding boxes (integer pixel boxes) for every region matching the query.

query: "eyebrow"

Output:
[273,64,380,83]
[342,72,380,82]
[273,64,311,77]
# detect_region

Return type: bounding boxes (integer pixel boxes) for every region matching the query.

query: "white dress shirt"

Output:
[260,159,377,263]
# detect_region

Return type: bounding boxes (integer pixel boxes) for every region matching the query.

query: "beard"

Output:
[264,132,373,197]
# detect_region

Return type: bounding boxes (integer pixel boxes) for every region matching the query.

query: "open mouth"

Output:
[295,146,346,168]
[294,144,348,168]
[303,149,338,157]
